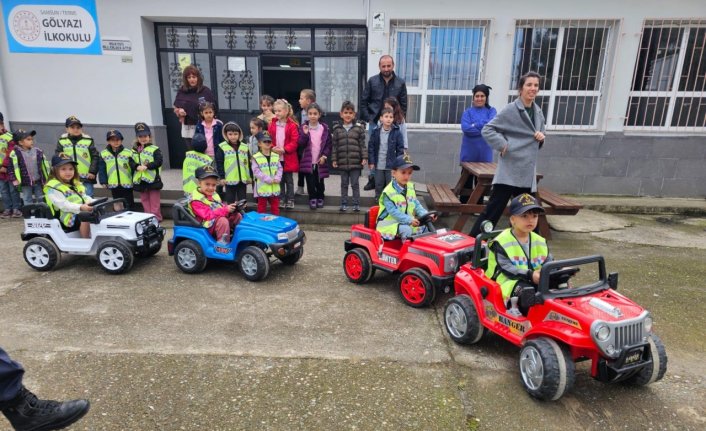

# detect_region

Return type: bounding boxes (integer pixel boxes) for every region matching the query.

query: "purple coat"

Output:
[297,121,331,179]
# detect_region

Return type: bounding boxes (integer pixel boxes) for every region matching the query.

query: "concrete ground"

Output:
[0,209,705,430]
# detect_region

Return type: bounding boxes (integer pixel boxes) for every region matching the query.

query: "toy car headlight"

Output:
[480,220,494,233]
[135,223,144,235]
[150,217,159,227]
[277,232,288,241]
[443,252,458,273]
[595,324,610,342]
[643,315,653,333]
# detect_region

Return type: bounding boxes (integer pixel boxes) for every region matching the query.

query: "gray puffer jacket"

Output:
[330,121,367,171]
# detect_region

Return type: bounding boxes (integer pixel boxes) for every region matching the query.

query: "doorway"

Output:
[262,55,311,103]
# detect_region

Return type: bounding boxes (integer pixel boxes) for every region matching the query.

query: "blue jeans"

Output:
[0,347,24,403]
[82,180,94,197]
[0,180,22,211]
[20,183,43,205]
[399,224,427,241]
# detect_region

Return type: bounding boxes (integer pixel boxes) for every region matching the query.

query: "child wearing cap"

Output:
[376,155,436,241]
[215,122,252,203]
[55,116,99,197]
[251,131,282,215]
[485,193,553,314]
[132,122,163,221]
[182,133,213,196]
[0,112,23,217]
[8,130,50,206]
[187,166,242,244]
[98,129,135,211]
[44,153,96,238]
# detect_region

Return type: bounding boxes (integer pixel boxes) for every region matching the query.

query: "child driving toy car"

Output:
[376,154,437,241]
[485,193,553,313]
[44,153,96,238]
[187,166,242,244]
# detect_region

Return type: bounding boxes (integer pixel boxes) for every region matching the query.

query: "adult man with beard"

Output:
[360,55,408,128]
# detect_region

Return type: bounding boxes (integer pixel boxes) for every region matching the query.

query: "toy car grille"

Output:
[614,322,643,348]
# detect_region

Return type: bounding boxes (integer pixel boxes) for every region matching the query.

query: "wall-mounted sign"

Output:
[101,37,130,55]
[372,12,385,32]
[2,0,101,54]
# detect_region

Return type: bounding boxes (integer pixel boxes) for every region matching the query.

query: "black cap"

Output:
[51,153,77,168]
[0,112,4,122]
[195,165,220,180]
[191,133,207,153]
[255,131,272,142]
[106,129,124,140]
[12,129,36,142]
[389,154,420,171]
[134,122,151,137]
[65,115,82,127]
[510,193,545,216]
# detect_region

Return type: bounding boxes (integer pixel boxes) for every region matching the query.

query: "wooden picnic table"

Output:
[427,162,581,239]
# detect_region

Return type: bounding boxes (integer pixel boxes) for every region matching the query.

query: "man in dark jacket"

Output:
[360,55,408,126]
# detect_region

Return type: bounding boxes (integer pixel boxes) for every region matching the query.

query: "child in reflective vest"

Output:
[98,129,134,211]
[485,194,553,313]
[376,155,436,241]
[182,133,213,196]
[132,122,163,221]
[0,111,23,218]
[8,129,50,205]
[44,153,96,238]
[188,166,242,244]
[55,116,99,197]
[215,122,252,203]
[251,131,282,215]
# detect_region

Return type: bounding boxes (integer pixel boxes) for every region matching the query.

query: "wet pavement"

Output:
[0,211,705,430]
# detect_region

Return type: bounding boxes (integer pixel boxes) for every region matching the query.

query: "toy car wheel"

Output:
[174,240,207,274]
[239,246,270,282]
[397,268,435,308]
[444,295,484,345]
[343,248,375,284]
[23,237,60,271]
[97,240,134,274]
[519,337,575,401]
[280,247,304,265]
[624,333,668,386]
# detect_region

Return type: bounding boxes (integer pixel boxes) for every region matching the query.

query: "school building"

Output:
[1,0,704,197]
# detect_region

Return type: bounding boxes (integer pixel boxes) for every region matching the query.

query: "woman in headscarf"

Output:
[459,84,496,203]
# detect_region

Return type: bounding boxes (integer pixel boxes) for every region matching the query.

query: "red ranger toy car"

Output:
[444,231,668,401]
[343,207,476,307]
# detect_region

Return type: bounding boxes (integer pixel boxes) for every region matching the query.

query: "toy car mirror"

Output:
[608,272,618,290]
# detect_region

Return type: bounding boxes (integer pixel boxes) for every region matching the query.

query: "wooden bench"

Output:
[427,183,462,212]
[537,188,583,215]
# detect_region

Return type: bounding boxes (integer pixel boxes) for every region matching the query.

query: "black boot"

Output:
[1,386,89,431]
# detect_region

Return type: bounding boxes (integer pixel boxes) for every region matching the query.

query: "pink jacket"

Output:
[190,194,229,223]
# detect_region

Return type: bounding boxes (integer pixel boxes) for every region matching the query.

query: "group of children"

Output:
[0,113,163,237]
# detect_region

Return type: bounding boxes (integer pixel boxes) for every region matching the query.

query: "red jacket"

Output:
[268,118,300,173]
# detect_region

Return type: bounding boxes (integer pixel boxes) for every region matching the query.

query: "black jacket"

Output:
[360,73,408,123]
[330,121,367,170]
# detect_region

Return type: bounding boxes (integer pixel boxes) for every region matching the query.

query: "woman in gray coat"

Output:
[469,71,546,236]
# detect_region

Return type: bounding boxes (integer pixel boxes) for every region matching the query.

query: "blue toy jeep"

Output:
[167,199,306,281]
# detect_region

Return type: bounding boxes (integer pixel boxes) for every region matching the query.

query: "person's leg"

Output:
[296,172,305,195]
[374,169,386,202]
[339,170,350,209]
[82,181,94,198]
[227,211,242,230]
[305,172,316,209]
[469,184,517,237]
[209,217,231,243]
[0,347,25,404]
[223,185,236,204]
[350,169,361,210]
[150,190,163,221]
[257,197,267,213]
[8,181,21,211]
[0,181,12,216]
[398,224,413,241]
[20,185,32,206]
[140,191,150,215]
[285,172,294,206]
[235,183,247,202]
[269,196,280,215]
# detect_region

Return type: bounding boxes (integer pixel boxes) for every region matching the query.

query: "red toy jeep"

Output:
[444,231,667,401]
[343,206,476,307]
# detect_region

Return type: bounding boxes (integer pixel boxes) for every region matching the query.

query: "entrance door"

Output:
[262,55,311,104]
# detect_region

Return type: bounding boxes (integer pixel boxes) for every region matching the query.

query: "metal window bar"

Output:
[510,19,614,130]
[626,19,706,131]
[391,19,489,126]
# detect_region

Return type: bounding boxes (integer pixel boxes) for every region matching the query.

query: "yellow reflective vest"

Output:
[218,141,252,185]
[485,229,549,300]
[57,134,94,178]
[44,178,89,228]
[0,131,11,166]
[100,147,133,188]
[10,149,50,186]
[187,189,224,229]
[182,151,213,195]
[132,144,159,184]
[376,181,420,240]
[252,152,280,197]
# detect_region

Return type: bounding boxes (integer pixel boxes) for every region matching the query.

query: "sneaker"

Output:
[309,199,317,210]
[353,205,360,212]
[279,200,285,209]
[339,205,348,212]
[363,175,376,191]
[295,186,305,196]
[286,200,295,209]
[316,199,324,208]
[0,209,11,218]
[1,386,90,431]
[12,209,23,218]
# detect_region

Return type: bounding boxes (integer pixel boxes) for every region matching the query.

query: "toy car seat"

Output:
[172,198,201,228]
[364,206,380,229]
[21,203,54,220]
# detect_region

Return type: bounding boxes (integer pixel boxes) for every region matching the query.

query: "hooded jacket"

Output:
[330,121,367,170]
[215,121,252,183]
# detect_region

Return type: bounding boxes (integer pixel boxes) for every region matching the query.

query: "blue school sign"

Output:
[2,0,101,54]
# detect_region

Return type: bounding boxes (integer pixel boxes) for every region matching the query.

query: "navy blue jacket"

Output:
[368,124,404,169]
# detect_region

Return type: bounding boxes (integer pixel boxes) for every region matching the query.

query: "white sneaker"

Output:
[295,186,305,196]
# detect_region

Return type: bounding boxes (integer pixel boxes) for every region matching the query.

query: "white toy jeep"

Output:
[20,198,165,274]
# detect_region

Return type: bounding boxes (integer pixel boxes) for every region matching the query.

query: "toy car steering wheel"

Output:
[548,266,580,290]
[417,211,441,225]
[235,199,248,212]
[89,197,109,207]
